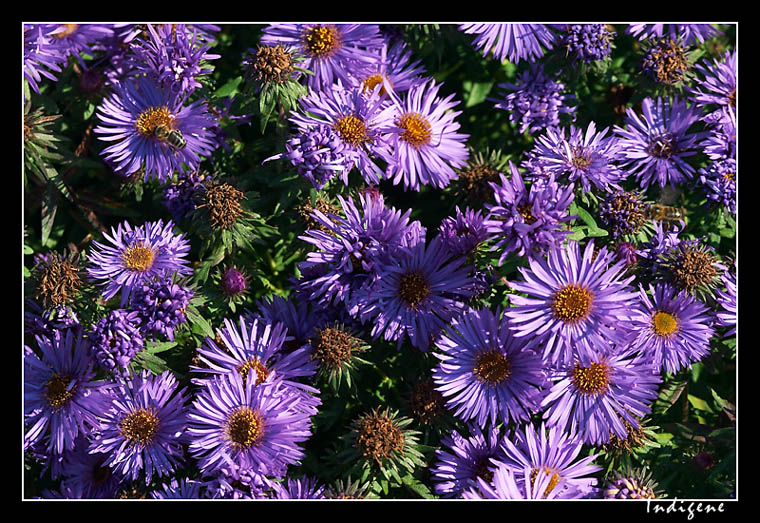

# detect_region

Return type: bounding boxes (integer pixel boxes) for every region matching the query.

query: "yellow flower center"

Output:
[122,243,156,272]
[363,74,392,96]
[333,114,370,147]
[551,284,593,324]
[236,359,270,386]
[571,361,612,395]
[398,112,432,148]
[118,408,160,446]
[652,311,679,337]
[529,467,562,498]
[44,374,76,410]
[225,407,264,450]
[135,106,174,136]
[53,24,79,39]
[517,204,537,224]
[398,272,430,309]
[473,350,512,384]
[302,25,341,57]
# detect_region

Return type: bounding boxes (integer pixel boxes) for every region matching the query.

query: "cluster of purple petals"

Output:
[523,121,626,194]
[273,126,354,190]
[90,309,145,373]
[626,24,721,47]
[492,64,576,135]
[437,206,489,256]
[484,162,575,263]
[458,24,555,64]
[598,190,651,240]
[697,157,736,214]
[124,24,220,97]
[131,278,194,341]
[557,24,614,64]
[163,171,206,222]
[24,299,81,339]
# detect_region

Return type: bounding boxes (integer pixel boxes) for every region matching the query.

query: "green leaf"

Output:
[143,340,178,354]
[463,81,493,108]
[687,394,714,413]
[214,76,243,99]
[185,308,215,338]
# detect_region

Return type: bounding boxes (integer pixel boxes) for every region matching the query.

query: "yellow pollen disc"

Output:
[118,408,160,446]
[363,74,392,96]
[516,204,537,224]
[122,243,156,272]
[53,24,79,38]
[572,361,611,395]
[333,114,369,147]
[652,311,679,337]
[225,408,264,450]
[530,467,562,498]
[303,25,341,57]
[398,112,432,148]
[44,374,76,410]
[551,284,593,324]
[474,350,512,384]
[723,171,735,181]
[398,272,430,309]
[237,359,270,386]
[135,106,174,136]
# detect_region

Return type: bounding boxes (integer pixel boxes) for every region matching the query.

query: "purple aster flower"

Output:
[541,349,662,445]
[703,107,736,160]
[260,24,385,90]
[438,206,489,257]
[297,193,425,316]
[689,49,737,126]
[268,476,327,499]
[90,309,144,374]
[24,329,113,456]
[94,75,217,182]
[86,219,192,305]
[125,24,220,96]
[492,64,576,135]
[287,83,395,185]
[89,370,189,485]
[714,268,737,337]
[628,283,716,374]
[151,478,203,499]
[187,370,315,479]
[458,23,555,64]
[36,24,115,66]
[505,240,638,367]
[614,96,708,189]
[432,307,548,427]
[61,436,124,498]
[348,38,426,97]
[697,157,736,214]
[524,120,626,194]
[266,125,353,190]
[483,161,575,263]
[556,24,614,64]
[626,24,721,47]
[131,277,193,341]
[462,464,576,499]
[190,315,320,414]
[358,236,478,351]
[498,422,601,499]
[23,24,68,95]
[383,78,470,191]
[430,424,510,498]
[635,221,684,277]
